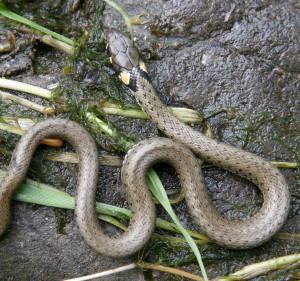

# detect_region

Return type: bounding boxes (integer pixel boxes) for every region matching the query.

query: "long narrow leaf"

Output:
[0,169,209,241]
[147,169,208,281]
[0,0,76,46]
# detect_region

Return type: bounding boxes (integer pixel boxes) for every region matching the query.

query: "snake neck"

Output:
[132,68,188,137]
[132,69,209,152]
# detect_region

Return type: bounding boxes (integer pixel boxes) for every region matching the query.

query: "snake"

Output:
[0,29,290,258]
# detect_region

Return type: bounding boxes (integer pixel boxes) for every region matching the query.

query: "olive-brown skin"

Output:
[0,30,290,258]
[106,29,290,249]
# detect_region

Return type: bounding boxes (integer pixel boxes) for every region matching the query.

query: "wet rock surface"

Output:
[0,0,299,280]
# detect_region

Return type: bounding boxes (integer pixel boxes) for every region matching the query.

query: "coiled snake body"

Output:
[0,29,290,257]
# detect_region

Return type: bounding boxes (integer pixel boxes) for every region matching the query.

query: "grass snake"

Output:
[0,29,290,258]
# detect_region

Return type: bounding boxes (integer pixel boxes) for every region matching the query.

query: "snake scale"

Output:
[0,29,290,258]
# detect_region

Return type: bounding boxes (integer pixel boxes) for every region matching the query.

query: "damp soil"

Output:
[0,0,299,280]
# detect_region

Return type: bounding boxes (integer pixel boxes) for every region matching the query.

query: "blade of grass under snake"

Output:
[0,165,208,278]
[147,168,208,281]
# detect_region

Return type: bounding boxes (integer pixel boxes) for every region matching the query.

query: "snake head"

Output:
[106,29,148,87]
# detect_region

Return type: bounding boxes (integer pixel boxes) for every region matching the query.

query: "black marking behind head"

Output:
[129,66,151,92]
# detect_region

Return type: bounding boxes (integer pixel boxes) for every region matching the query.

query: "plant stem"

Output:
[0,121,26,135]
[63,263,137,281]
[45,152,123,167]
[215,253,300,280]
[137,262,205,281]
[0,90,55,114]
[101,101,203,124]
[0,78,52,99]
[103,0,133,39]
[40,35,74,55]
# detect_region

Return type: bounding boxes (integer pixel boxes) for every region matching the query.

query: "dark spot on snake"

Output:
[12,157,23,171]
[128,72,138,91]
[136,65,151,82]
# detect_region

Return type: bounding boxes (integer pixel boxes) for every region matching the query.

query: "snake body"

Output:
[0,30,290,257]
[107,29,290,249]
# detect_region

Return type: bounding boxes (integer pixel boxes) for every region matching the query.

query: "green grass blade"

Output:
[147,168,208,281]
[0,0,76,46]
[7,168,208,278]
[0,169,131,218]
[0,169,210,243]
[103,0,133,39]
